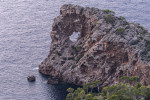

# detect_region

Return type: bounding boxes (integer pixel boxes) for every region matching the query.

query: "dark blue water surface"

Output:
[0,0,150,100]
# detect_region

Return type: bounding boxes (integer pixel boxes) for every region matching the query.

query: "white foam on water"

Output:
[32,67,39,70]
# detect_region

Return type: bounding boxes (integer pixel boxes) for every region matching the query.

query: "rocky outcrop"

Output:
[47,77,59,85]
[27,75,36,82]
[39,4,150,86]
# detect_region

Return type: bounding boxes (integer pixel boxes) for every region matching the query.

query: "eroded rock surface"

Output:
[39,4,150,86]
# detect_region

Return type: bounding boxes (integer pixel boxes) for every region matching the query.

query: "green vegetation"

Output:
[94,26,100,30]
[71,65,76,69]
[55,50,62,56]
[140,50,148,57]
[75,46,82,52]
[145,40,150,51]
[71,46,82,55]
[130,40,140,45]
[51,57,55,60]
[68,57,75,60]
[139,36,144,40]
[105,14,115,24]
[118,16,129,26]
[136,23,140,26]
[103,9,115,15]
[66,80,101,100]
[115,27,125,35]
[137,25,148,35]
[120,76,140,84]
[119,16,126,20]
[62,57,74,60]
[76,53,84,63]
[66,76,150,100]
[62,57,67,60]
[140,40,150,57]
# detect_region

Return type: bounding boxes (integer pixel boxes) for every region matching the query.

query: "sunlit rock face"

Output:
[39,4,150,86]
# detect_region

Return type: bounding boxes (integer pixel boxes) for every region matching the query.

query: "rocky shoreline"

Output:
[39,4,150,86]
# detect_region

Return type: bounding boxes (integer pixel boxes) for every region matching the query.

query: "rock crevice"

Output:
[39,4,150,86]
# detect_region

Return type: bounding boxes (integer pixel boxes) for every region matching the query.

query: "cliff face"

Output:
[39,4,150,86]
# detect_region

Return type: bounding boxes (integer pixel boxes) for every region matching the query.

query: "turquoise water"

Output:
[0,0,150,100]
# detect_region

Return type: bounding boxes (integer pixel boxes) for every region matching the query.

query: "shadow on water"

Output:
[38,72,79,100]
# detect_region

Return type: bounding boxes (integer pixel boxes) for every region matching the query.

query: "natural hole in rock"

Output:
[69,32,80,42]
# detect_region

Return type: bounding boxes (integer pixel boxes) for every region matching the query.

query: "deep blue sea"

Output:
[0,0,150,100]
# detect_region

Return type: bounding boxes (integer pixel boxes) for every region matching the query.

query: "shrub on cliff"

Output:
[71,46,82,54]
[55,50,62,56]
[137,25,148,34]
[119,16,126,20]
[51,57,55,60]
[103,9,115,15]
[115,27,125,35]
[76,53,84,63]
[105,14,115,24]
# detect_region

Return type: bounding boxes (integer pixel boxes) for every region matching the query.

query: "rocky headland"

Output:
[39,4,150,87]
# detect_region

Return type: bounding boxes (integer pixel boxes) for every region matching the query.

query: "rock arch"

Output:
[39,4,150,86]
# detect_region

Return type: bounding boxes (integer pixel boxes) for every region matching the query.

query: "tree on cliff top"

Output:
[66,77,150,100]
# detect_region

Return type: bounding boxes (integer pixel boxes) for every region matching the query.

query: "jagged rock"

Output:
[47,77,59,85]
[39,4,150,86]
[27,75,36,82]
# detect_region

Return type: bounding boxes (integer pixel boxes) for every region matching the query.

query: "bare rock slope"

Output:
[39,4,150,86]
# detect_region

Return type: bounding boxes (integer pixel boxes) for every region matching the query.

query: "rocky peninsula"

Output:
[39,4,150,87]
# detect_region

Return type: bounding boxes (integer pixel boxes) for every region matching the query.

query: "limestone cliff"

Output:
[39,4,150,86]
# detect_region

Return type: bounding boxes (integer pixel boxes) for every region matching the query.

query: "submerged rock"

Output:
[39,4,150,86]
[27,75,36,82]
